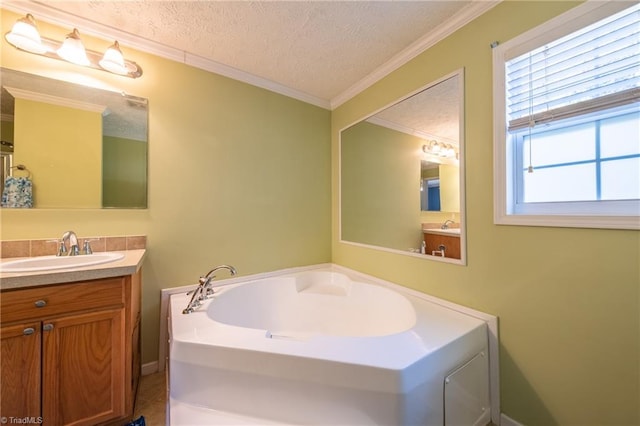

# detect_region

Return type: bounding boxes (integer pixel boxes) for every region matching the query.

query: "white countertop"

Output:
[423,228,461,237]
[0,249,146,290]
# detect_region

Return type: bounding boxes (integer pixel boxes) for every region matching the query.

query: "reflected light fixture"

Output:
[422,140,459,159]
[4,13,143,78]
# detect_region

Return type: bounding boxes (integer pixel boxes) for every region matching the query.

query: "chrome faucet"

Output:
[60,230,80,256]
[441,220,455,229]
[183,264,237,314]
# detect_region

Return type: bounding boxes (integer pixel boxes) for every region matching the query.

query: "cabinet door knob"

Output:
[34,300,47,308]
[23,327,35,335]
[43,324,54,332]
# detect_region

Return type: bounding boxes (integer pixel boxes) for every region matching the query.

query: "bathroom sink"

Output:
[0,252,125,273]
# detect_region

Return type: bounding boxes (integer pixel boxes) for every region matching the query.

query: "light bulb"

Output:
[57,28,90,66]
[99,41,129,75]
[5,14,47,54]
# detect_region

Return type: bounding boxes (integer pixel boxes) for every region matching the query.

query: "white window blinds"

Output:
[506,3,640,131]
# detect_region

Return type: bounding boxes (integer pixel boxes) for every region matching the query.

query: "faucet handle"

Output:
[198,276,216,299]
[82,239,97,255]
[69,244,80,256]
[48,239,66,257]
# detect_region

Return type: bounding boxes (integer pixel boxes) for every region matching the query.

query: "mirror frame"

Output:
[338,69,466,265]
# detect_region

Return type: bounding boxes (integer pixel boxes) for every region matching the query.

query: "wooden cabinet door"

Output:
[42,308,125,426]
[423,234,461,259]
[0,322,41,420]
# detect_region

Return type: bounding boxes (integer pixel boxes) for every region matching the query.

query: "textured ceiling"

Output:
[2,1,497,140]
[373,75,459,143]
[8,0,491,107]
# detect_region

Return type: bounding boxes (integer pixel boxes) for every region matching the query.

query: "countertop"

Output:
[0,249,146,290]
[422,228,461,237]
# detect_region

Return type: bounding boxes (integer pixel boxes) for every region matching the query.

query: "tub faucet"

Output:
[441,220,455,230]
[183,264,237,314]
[200,265,238,297]
[60,230,80,256]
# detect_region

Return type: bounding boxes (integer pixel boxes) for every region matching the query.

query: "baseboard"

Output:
[501,413,525,426]
[141,361,159,376]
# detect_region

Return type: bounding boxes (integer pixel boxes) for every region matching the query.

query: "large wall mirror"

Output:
[0,67,148,209]
[340,70,466,264]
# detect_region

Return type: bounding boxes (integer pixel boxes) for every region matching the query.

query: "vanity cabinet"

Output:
[0,272,141,426]
[423,232,461,260]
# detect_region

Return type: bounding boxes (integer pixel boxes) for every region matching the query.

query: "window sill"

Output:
[494,212,639,230]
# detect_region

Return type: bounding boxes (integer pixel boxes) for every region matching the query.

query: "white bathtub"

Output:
[168,265,496,425]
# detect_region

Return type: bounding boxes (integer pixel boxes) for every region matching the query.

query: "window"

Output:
[493,1,640,229]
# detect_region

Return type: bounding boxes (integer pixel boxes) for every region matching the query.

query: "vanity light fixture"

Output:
[4,13,143,79]
[422,141,458,159]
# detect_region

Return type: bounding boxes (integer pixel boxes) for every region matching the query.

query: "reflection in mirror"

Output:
[420,159,460,212]
[0,67,148,209]
[340,71,465,263]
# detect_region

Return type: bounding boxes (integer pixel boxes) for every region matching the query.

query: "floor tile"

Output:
[134,371,167,426]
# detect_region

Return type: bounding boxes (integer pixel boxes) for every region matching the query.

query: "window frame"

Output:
[493,0,640,230]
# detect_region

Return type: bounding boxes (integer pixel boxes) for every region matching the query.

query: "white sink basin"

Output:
[0,252,125,273]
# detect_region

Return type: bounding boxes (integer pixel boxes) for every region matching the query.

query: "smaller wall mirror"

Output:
[340,70,465,264]
[421,158,460,212]
[0,67,148,209]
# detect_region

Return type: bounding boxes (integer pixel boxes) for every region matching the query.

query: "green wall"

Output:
[14,98,102,208]
[102,136,147,208]
[438,164,460,213]
[332,2,639,425]
[341,121,422,251]
[0,119,13,148]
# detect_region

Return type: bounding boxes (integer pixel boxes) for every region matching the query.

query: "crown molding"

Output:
[367,116,459,146]
[184,53,329,109]
[330,0,501,109]
[2,0,498,111]
[5,86,107,114]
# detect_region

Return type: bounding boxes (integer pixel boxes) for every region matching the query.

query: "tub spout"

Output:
[182,264,237,314]
[204,264,238,278]
[201,265,237,298]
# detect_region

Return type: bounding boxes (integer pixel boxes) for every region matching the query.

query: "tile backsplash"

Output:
[1,235,146,259]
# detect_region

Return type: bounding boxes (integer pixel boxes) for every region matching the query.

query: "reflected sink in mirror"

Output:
[340,70,466,264]
[0,252,125,273]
